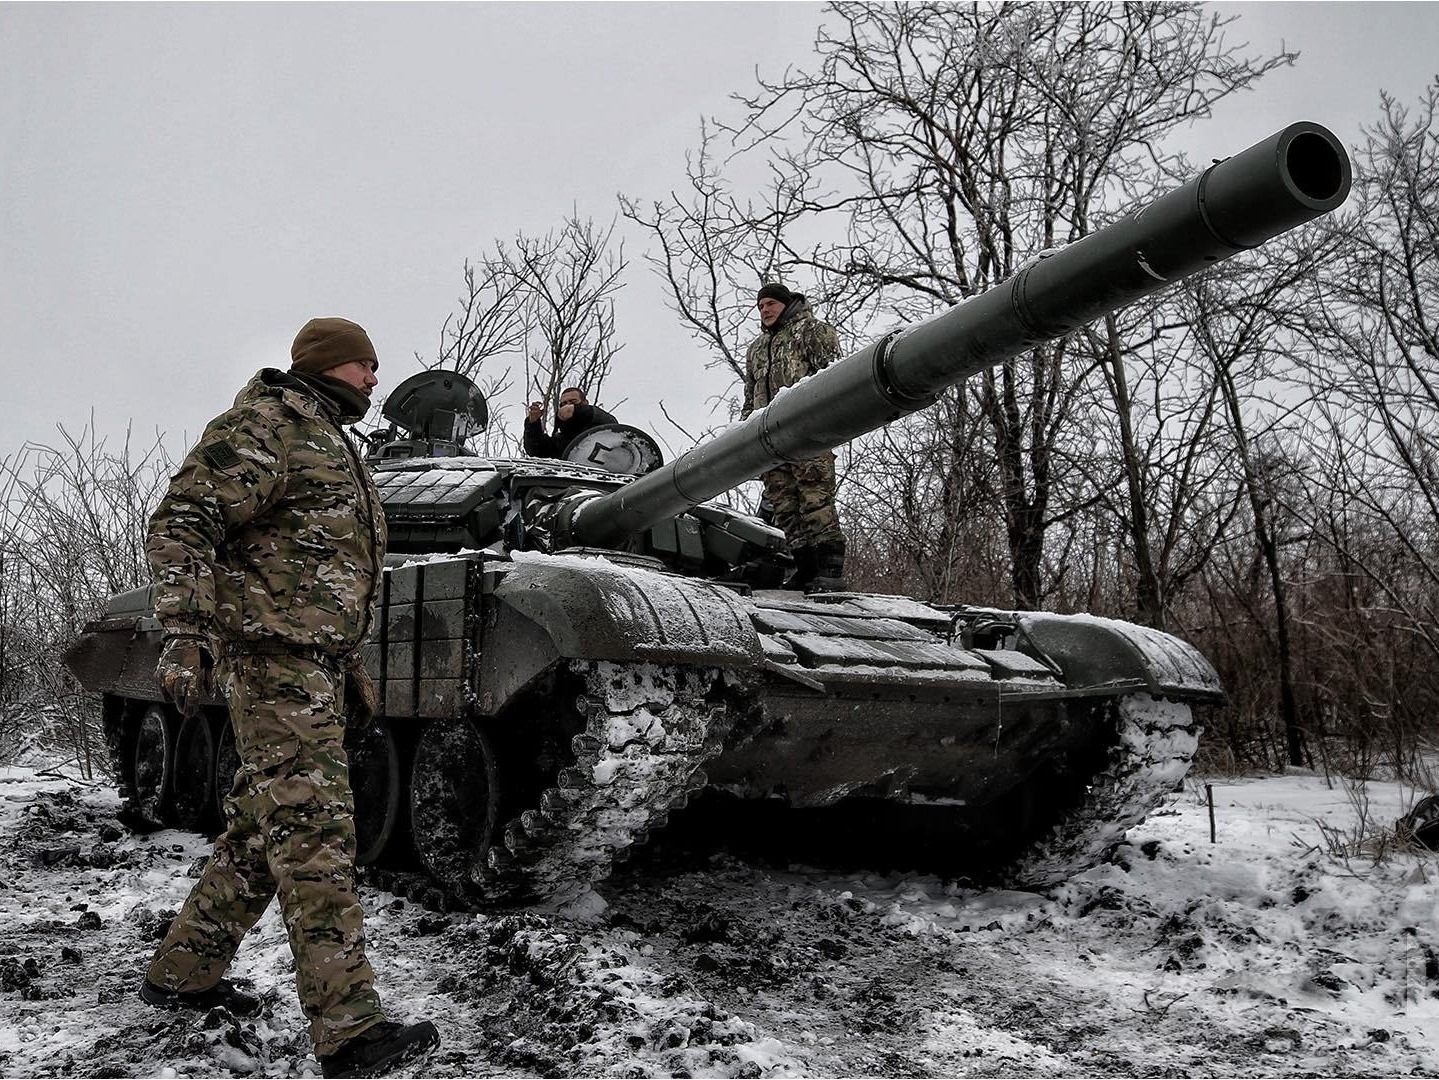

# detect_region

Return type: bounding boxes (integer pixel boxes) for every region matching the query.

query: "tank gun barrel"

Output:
[572,122,1351,547]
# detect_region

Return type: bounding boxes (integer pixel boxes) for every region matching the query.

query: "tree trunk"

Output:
[1216,364,1305,767]
[1101,315,1165,629]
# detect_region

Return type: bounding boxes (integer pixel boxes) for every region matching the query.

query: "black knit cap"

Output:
[756,282,795,305]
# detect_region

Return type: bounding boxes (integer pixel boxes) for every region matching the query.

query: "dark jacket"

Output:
[524,402,618,459]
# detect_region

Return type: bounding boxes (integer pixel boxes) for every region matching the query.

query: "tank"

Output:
[64,123,1351,911]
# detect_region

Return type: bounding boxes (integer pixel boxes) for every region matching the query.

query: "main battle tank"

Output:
[65,123,1351,910]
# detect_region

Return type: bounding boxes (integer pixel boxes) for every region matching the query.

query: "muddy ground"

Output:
[1,769,1436,1077]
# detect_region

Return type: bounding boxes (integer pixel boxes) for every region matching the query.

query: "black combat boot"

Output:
[319,1020,441,1079]
[783,546,818,591]
[805,539,848,594]
[140,977,263,1018]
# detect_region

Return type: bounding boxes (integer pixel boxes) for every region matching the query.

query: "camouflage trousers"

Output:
[762,452,843,550]
[147,652,383,1056]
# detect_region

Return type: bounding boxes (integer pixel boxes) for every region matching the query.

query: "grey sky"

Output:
[2,2,1435,464]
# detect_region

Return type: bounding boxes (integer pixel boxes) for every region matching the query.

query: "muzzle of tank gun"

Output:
[568,122,1351,549]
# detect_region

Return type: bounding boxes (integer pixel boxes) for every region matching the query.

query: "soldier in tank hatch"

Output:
[142,317,438,1079]
[523,385,617,458]
[742,282,847,592]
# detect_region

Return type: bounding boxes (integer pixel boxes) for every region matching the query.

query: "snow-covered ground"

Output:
[1,766,1436,1077]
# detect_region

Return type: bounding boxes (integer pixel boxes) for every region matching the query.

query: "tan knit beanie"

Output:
[290,317,379,374]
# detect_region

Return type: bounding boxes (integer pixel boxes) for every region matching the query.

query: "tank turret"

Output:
[65,122,1351,912]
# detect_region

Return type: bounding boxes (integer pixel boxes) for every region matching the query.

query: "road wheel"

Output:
[346,720,402,866]
[410,717,500,897]
[170,713,217,832]
[131,705,176,826]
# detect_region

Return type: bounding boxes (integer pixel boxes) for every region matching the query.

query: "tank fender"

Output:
[1017,612,1224,704]
[475,602,564,717]
[478,555,761,715]
[62,625,166,701]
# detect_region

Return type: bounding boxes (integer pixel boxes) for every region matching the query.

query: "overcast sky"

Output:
[2,2,1435,466]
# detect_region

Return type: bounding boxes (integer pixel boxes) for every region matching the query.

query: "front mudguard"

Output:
[475,555,762,715]
[63,623,166,703]
[1017,611,1223,704]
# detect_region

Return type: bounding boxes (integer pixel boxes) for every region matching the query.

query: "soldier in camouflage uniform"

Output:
[140,317,439,1079]
[742,282,847,591]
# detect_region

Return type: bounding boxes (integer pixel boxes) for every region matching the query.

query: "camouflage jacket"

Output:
[741,297,841,418]
[146,369,386,660]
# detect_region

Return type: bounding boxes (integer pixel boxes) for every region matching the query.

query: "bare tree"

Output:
[508,215,626,414]
[1270,82,1439,778]
[1305,82,1439,647]
[840,395,1006,603]
[427,258,528,385]
[410,260,524,456]
[1068,309,1241,630]
[631,1,1293,608]
[428,214,628,453]
[1175,227,1345,768]
[0,425,173,773]
[620,123,797,396]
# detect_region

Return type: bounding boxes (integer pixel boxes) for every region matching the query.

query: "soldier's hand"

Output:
[526,402,543,423]
[156,635,214,718]
[345,663,380,728]
[557,402,576,422]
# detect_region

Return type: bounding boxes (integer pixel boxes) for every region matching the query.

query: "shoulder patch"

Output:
[199,440,243,471]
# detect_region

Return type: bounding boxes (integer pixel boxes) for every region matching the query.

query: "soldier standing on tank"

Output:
[742,282,847,591]
[140,317,439,1079]
[523,385,618,458]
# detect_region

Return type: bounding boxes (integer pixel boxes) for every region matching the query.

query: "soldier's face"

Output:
[757,298,786,328]
[557,390,584,422]
[329,359,379,398]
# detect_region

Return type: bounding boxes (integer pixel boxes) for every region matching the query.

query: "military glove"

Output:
[345,663,380,727]
[155,635,215,718]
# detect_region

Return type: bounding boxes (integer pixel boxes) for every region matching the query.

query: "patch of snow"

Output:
[3,768,1439,1076]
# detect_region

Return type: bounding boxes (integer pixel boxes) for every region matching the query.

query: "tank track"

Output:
[1000,692,1201,888]
[366,662,749,914]
[367,688,1197,912]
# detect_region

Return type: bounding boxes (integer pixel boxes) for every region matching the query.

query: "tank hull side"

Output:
[704,682,1097,807]
[703,593,1216,809]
